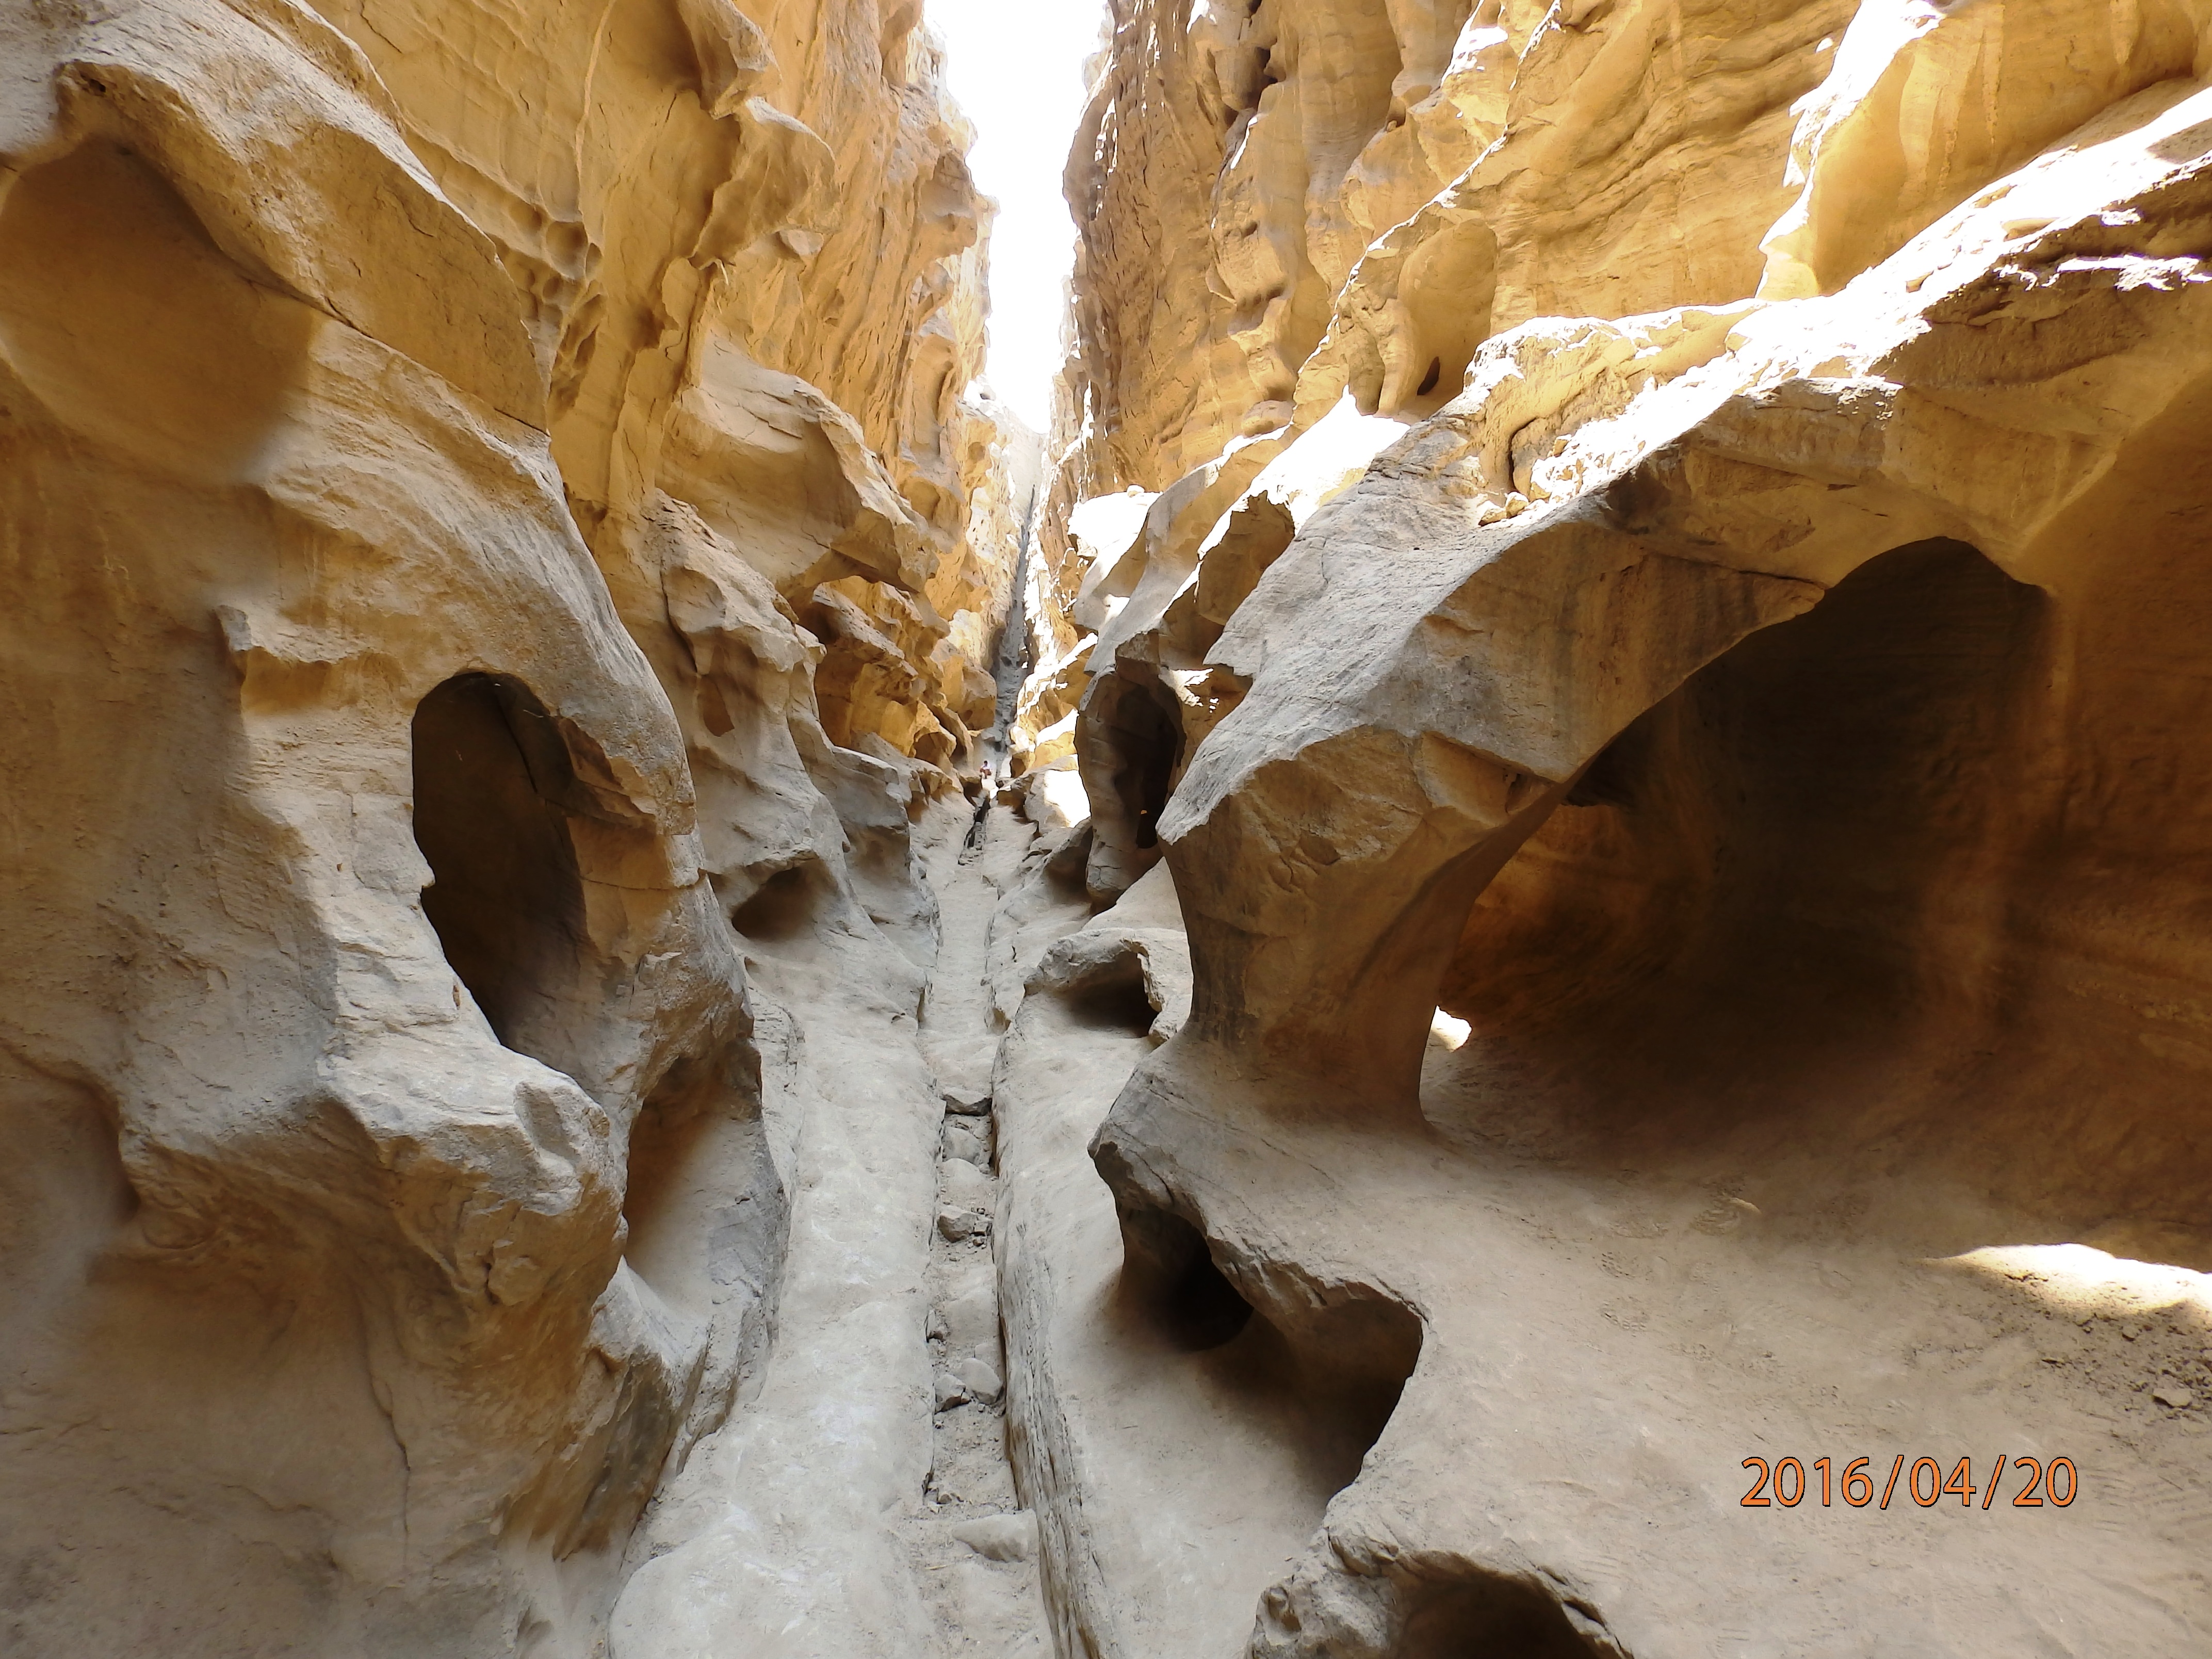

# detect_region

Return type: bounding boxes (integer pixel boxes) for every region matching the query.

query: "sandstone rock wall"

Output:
[10,0,2212,1653]
[1012,1,2212,1653]
[0,1,1022,1652]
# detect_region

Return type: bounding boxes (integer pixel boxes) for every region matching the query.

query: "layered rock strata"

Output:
[1009,1,2212,1654]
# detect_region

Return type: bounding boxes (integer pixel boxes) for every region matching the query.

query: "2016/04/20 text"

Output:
[1740,1455,2077,1509]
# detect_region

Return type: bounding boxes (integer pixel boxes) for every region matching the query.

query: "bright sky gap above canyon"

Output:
[928,0,1100,432]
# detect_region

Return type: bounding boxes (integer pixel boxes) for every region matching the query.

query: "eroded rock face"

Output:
[0,0,1022,1652]
[1017,2,2212,1655]
[13,0,2212,1654]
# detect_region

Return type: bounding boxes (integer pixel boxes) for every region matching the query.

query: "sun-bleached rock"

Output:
[942,1115,991,1164]
[950,1510,1036,1562]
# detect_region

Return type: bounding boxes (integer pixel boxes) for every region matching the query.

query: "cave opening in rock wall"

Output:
[1104,680,1182,852]
[1435,538,2060,1183]
[411,672,590,1068]
[1059,945,1163,1037]
[1117,1205,1256,1353]
[1072,669,1192,901]
[1111,1199,1424,1501]
[1392,1565,1610,1659]
[729,856,837,945]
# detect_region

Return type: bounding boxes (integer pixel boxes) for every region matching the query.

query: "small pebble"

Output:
[934,1372,970,1411]
[2153,1386,2195,1410]
[956,1357,1003,1401]
[937,1207,990,1242]
[951,1511,1037,1562]
[941,1159,993,1210]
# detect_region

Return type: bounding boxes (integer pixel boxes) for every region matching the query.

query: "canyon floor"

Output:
[605,783,2212,1658]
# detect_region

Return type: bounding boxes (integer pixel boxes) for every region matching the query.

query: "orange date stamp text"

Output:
[1739,1454,2077,1510]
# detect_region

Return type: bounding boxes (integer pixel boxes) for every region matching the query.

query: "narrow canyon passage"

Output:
[601,771,1426,1659]
[608,793,1062,1659]
[9,0,2212,1654]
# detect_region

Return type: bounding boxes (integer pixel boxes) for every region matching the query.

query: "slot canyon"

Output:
[4,0,2212,1653]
